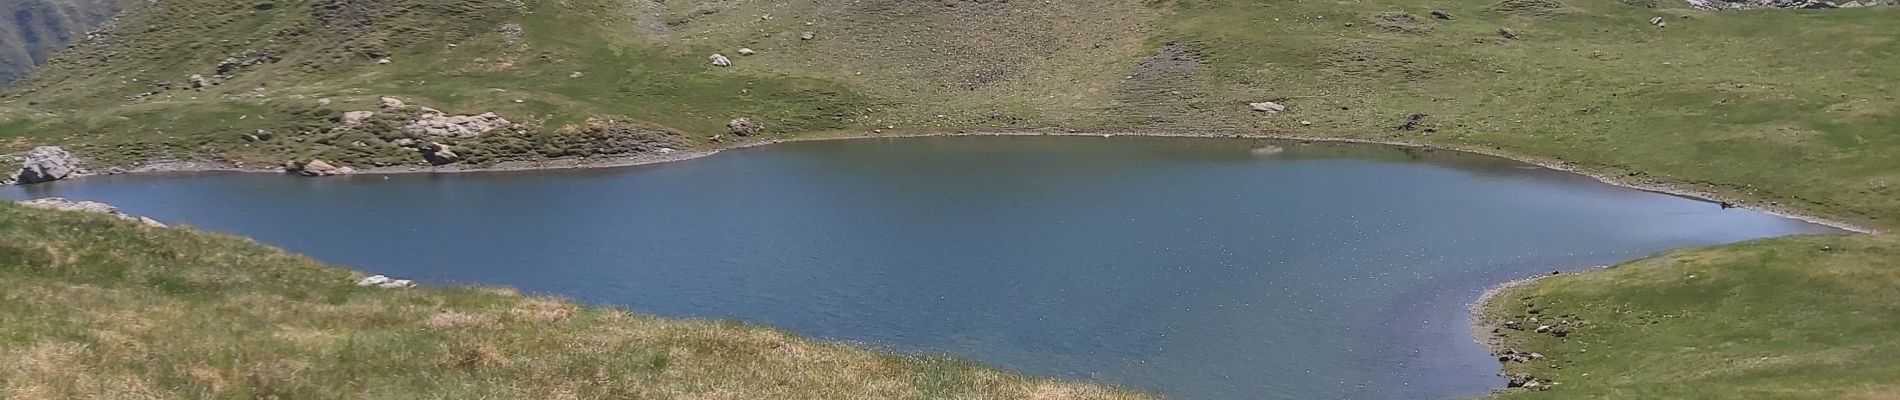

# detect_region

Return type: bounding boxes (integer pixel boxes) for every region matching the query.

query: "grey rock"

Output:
[12,146,78,185]
[710,53,732,67]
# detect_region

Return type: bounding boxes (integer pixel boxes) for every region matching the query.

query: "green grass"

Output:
[1479,235,1900,398]
[0,203,1149,399]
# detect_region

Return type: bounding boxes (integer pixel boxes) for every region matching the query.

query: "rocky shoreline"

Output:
[18,129,1875,234]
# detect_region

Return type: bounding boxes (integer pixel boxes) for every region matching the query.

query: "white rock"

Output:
[356,275,392,287]
[380,97,407,109]
[738,48,756,56]
[1249,101,1287,114]
[710,54,732,67]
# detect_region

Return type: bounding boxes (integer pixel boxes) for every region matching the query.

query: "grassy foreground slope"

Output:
[1480,235,1900,398]
[0,204,1146,399]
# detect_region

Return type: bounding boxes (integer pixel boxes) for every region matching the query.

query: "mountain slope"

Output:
[0,0,123,84]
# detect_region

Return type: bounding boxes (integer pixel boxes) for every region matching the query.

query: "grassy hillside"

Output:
[1,0,1896,227]
[0,0,124,83]
[1479,235,1900,399]
[0,203,1147,399]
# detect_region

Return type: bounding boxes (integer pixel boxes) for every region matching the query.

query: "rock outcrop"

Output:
[727,117,763,136]
[402,108,512,138]
[10,146,78,185]
[17,198,167,228]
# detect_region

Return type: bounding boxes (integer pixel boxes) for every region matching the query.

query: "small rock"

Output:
[1535,325,1553,333]
[1506,373,1534,388]
[569,71,584,78]
[1431,10,1454,19]
[381,97,407,109]
[1650,16,1666,27]
[1498,28,1518,39]
[392,138,418,147]
[1299,120,1313,126]
[738,48,756,56]
[710,54,732,67]
[1398,112,1430,131]
[317,98,332,106]
[377,58,392,64]
[338,111,376,128]
[801,31,816,40]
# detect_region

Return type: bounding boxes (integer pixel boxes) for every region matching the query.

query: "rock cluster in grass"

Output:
[17,198,167,228]
[402,108,514,138]
[728,117,763,136]
[8,146,78,185]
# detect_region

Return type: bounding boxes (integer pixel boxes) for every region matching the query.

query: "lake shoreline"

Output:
[97,130,1877,234]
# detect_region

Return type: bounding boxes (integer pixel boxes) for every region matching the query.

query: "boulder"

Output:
[18,198,167,228]
[710,53,732,67]
[727,117,763,136]
[291,159,353,177]
[11,146,78,185]
[419,142,461,165]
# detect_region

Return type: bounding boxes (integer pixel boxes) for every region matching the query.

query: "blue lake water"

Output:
[2,136,1838,399]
